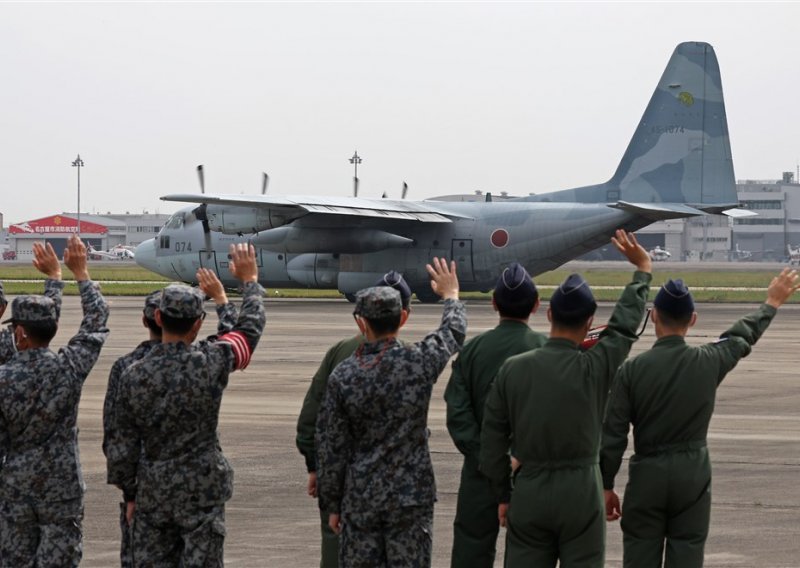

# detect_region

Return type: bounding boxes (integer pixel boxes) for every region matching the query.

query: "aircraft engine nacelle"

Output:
[204,205,296,234]
[253,227,414,254]
[286,254,339,287]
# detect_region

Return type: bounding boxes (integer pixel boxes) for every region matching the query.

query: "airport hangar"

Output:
[4,212,168,259]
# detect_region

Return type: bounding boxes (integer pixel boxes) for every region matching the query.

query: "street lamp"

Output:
[71,154,84,234]
[349,151,362,197]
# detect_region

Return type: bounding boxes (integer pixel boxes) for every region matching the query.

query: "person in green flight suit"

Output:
[600,269,800,568]
[480,229,652,568]
[295,271,413,568]
[445,262,545,568]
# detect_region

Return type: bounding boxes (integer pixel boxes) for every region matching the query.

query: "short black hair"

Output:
[655,308,693,329]
[494,290,538,320]
[19,321,58,344]
[144,317,162,337]
[550,304,597,330]
[159,313,200,335]
[363,313,402,336]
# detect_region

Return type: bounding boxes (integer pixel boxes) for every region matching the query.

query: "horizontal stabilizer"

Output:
[611,201,705,220]
[721,208,758,218]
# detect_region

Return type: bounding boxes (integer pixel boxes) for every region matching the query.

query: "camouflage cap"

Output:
[159,284,205,319]
[354,286,402,320]
[143,290,162,320]
[2,295,57,324]
[0,281,6,306]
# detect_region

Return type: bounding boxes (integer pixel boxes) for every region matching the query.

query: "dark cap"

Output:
[654,279,694,315]
[143,291,161,320]
[354,286,402,320]
[374,270,412,308]
[159,284,205,319]
[550,273,597,322]
[494,262,537,304]
[2,295,57,325]
[0,281,6,306]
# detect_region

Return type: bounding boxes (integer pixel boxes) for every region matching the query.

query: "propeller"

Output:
[382,191,388,199]
[262,172,269,195]
[401,182,408,200]
[353,176,359,198]
[193,165,212,255]
[485,192,493,203]
[197,165,205,194]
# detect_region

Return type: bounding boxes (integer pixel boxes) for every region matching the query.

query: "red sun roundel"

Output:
[491,229,509,248]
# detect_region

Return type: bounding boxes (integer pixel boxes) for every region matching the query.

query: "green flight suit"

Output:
[481,270,650,568]
[600,303,777,568]
[296,335,364,568]
[445,320,546,568]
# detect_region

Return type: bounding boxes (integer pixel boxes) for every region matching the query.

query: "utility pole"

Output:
[71,154,84,234]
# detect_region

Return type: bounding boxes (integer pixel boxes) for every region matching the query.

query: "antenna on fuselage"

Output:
[402,182,408,199]
[262,172,269,195]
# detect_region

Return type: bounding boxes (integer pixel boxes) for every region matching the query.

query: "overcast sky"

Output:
[1,2,798,224]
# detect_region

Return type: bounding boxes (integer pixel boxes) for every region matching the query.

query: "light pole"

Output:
[349,151,361,197]
[71,154,84,234]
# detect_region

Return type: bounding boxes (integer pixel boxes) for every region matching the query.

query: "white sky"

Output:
[1,2,798,224]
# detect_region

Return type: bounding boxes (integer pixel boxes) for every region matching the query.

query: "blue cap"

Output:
[494,263,537,304]
[654,279,694,315]
[375,270,412,308]
[550,273,597,323]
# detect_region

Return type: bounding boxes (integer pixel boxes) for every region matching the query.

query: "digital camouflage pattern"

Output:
[105,281,265,565]
[159,283,205,319]
[600,303,777,568]
[0,497,84,567]
[0,279,109,566]
[103,299,238,568]
[0,279,64,365]
[316,297,465,567]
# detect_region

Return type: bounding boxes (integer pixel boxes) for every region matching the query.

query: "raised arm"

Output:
[197,267,239,336]
[33,242,66,320]
[59,235,110,381]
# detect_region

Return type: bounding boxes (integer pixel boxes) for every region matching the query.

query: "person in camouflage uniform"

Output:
[296,271,413,568]
[316,257,466,568]
[445,262,546,568]
[0,242,65,364]
[480,230,651,568]
[0,234,110,567]
[600,270,800,568]
[103,273,240,568]
[106,244,266,567]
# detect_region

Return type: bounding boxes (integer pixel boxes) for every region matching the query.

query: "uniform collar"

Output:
[545,337,580,350]
[497,319,531,328]
[359,337,399,355]
[653,335,687,348]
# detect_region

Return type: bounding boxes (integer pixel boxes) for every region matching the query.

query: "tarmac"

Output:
[48,294,800,567]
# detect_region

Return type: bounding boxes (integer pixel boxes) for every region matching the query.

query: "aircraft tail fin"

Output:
[525,42,738,210]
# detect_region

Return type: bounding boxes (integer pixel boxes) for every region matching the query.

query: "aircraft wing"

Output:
[161,194,471,223]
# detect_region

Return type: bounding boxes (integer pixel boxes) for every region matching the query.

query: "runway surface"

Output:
[47,295,800,567]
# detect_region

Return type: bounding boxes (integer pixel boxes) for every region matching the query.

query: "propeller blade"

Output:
[401,182,408,200]
[262,172,269,195]
[485,192,493,203]
[353,176,359,198]
[196,165,205,194]
[382,192,388,199]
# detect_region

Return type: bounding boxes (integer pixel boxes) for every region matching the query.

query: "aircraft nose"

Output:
[135,238,158,273]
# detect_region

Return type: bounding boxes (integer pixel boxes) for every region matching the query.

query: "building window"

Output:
[741,200,782,210]
[734,218,783,225]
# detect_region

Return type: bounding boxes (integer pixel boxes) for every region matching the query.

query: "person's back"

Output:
[601,272,799,568]
[0,235,109,567]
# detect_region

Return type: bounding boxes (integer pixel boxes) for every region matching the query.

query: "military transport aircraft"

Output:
[135,42,752,302]
[648,246,672,262]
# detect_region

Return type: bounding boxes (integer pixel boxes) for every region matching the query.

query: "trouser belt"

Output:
[635,439,707,457]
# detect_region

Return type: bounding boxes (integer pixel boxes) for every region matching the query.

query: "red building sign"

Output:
[9,215,108,235]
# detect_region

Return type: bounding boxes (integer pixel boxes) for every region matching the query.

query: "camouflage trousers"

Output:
[339,505,433,568]
[0,496,83,568]
[131,504,225,567]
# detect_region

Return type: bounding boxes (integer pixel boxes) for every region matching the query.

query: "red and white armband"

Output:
[218,331,253,370]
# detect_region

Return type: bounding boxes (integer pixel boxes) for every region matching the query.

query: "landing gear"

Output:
[344,293,357,303]
[415,290,440,304]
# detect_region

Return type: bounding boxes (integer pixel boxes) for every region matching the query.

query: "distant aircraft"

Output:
[135,42,747,301]
[648,246,672,262]
[88,244,136,261]
[729,243,753,262]
[787,244,800,266]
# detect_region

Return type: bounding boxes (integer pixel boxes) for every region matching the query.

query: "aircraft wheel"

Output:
[415,290,441,304]
[344,293,357,303]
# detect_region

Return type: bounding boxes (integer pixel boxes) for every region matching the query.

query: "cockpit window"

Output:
[165,213,185,229]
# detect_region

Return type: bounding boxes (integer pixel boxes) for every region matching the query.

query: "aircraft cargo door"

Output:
[451,239,475,282]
